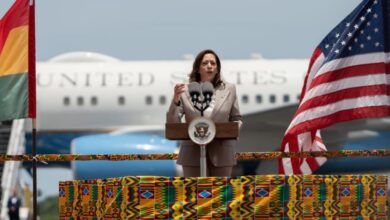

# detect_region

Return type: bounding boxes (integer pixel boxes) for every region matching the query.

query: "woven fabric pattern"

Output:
[59,175,387,219]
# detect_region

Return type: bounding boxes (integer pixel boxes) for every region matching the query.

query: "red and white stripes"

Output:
[280,50,390,174]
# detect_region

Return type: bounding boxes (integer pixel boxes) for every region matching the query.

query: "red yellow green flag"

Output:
[0,0,36,121]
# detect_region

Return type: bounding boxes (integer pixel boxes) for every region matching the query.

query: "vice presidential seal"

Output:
[188,117,216,145]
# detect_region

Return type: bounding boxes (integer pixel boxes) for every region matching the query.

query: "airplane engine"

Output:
[71,131,180,180]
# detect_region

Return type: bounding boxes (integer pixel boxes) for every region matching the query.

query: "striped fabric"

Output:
[0,0,35,121]
[280,0,390,174]
[58,175,388,219]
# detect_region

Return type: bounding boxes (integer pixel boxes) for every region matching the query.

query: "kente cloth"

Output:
[59,175,387,219]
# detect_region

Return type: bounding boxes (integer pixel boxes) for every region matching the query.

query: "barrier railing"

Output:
[1,149,388,218]
[0,149,389,161]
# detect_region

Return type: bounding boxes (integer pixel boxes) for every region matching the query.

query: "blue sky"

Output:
[0,0,361,61]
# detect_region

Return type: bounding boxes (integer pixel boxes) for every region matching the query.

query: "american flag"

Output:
[279,0,390,174]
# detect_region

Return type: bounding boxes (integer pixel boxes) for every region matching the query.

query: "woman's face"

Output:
[199,53,218,82]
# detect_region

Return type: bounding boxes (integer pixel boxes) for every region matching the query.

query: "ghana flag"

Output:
[0,0,35,121]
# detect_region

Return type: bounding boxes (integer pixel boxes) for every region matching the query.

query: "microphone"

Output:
[201,82,214,105]
[188,82,201,104]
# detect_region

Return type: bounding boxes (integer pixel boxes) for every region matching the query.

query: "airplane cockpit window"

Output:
[91,96,98,106]
[283,94,290,103]
[297,94,301,101]
[77,97,84,106]
[118,96,125,105]
[146,96,153,105]
[241,95,249,104]
[255,95,262,104]
[159,96,166,105]
[63,97,70,106]
[269,95,276,103]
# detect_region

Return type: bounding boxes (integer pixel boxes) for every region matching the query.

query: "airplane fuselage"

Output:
[34,55,307,131]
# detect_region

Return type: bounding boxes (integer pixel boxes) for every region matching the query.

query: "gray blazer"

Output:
[166,82,242,167]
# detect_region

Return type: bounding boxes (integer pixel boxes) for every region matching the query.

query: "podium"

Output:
[165,122,239,140]
[165,122,240,176]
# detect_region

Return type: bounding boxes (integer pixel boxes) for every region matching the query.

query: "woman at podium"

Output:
[167,49,242,177]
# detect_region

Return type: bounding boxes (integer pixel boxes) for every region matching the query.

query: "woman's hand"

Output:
[173,83,186,105]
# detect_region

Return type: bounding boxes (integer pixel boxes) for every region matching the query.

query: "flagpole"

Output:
[32,118,37,220]
[28,0,37,218]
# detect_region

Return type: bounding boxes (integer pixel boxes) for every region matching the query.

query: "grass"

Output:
[38,196,58,220]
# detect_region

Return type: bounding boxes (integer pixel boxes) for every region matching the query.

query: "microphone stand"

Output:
[192,97,210,117]
[191,95,211,176]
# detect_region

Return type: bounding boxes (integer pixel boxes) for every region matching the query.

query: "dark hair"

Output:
[189,49,223,87]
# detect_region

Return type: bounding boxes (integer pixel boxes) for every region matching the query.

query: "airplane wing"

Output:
[238,104,390,152]
[238,104,390,174]
[238,104,298,152]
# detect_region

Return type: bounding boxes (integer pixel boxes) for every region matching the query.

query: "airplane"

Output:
[31,51,304,131]
[21,51,390,179]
